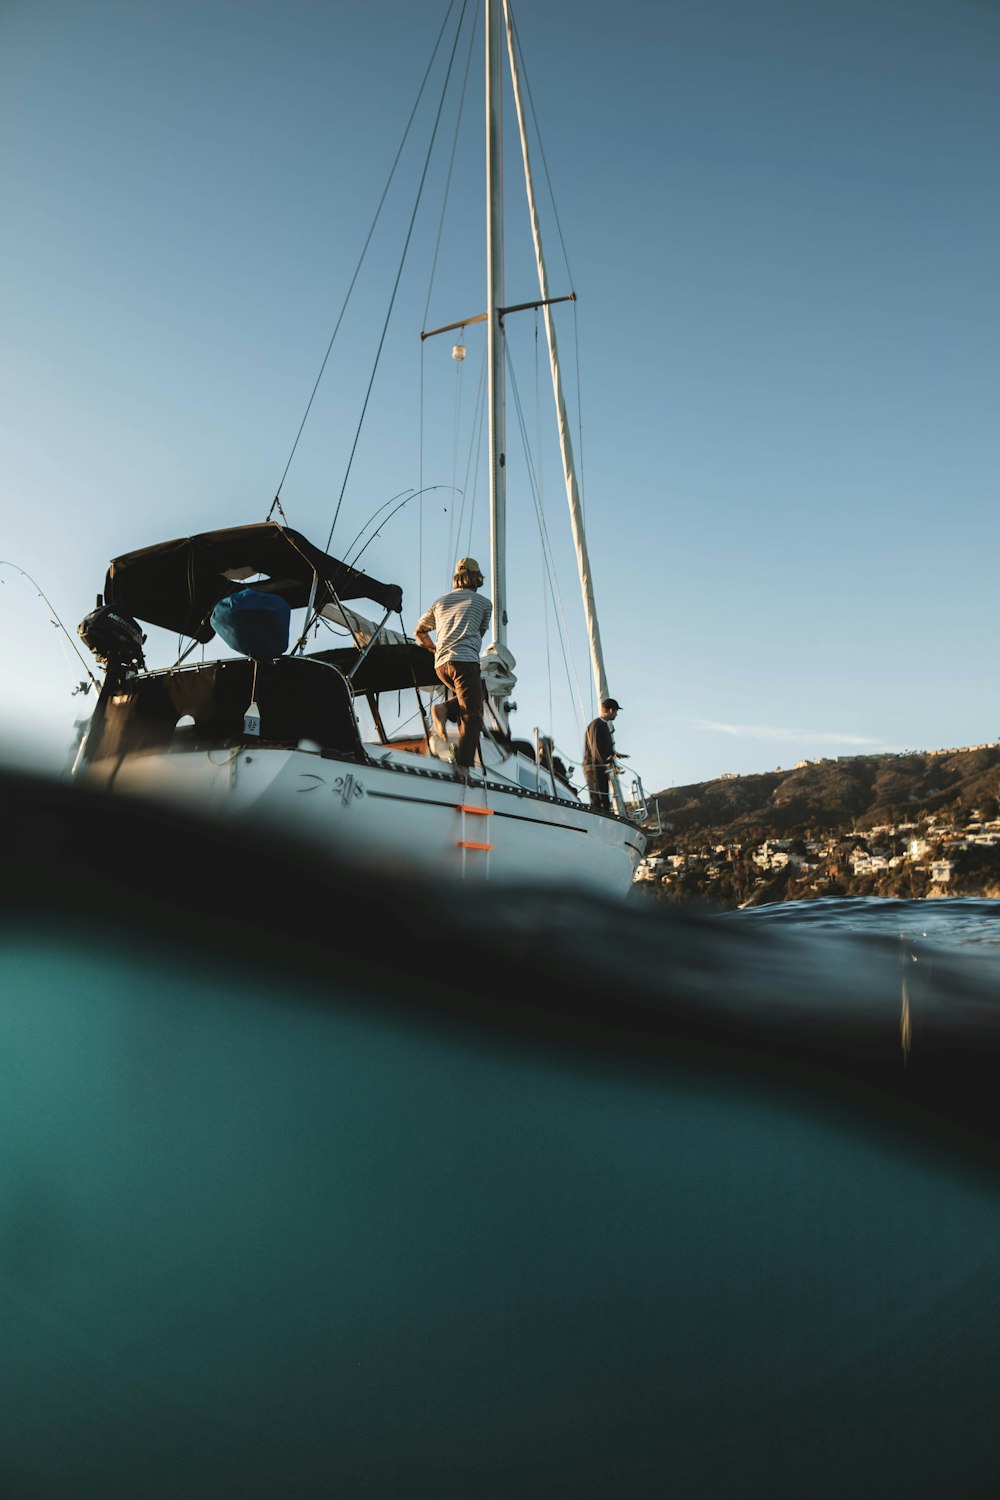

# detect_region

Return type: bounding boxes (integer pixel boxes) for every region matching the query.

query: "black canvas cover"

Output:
[313,642,439,694]
[86,656,363,762]
[104,523,404,643]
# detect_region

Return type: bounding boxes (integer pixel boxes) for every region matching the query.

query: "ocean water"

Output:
[731,889,1000,948]
[3,769,1000,1498]
[730,891,1000,1020]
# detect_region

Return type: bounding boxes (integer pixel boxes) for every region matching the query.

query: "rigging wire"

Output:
[507,7,576,287]
[533,310,555,740]
[418,1,476,602]
[325,0,470,554]
[503,344,587,726]
[421,4,478,333]
[268,495,290,528]
[456,339,488,563]
[451,345,464,531]
[444,334,487,569]
[509,4,591,659]
[0,561,101,693]
[507,2,588,530]
[269,0,462,522]
[571,292,587,525]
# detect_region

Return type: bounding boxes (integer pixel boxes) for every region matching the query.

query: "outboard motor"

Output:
[78,601,147,673]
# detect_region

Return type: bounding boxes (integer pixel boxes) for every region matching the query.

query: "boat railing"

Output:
[81,654,363,764]
[617,769,649,826]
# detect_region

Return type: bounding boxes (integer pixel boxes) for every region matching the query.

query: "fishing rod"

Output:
[346,484,460,569]
[341,488,415,567]
[293,484,461,656]
[0,560,101,694]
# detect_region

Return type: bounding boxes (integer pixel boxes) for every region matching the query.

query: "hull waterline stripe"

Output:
[364,787,592,833]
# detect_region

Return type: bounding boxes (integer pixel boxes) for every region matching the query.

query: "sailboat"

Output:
[70,0,648,897]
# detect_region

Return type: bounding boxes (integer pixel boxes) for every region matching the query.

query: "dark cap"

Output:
[602,698,621,712]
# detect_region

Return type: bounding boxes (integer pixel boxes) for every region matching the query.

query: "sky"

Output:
[2,0,998,796]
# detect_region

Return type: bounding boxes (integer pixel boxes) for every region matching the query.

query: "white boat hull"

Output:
[82,743,644,896]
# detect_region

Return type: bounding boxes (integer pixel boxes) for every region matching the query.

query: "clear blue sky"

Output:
[2,0,997,794]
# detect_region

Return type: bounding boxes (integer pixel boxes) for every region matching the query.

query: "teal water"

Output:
[3,772,1000,1497]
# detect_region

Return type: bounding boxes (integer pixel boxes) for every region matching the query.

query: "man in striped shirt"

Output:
[415,558,493,777]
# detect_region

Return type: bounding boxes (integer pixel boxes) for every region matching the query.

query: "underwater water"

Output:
[3,770,1000,1499]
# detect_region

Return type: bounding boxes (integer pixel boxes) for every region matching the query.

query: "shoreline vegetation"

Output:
[634,744,1000,911]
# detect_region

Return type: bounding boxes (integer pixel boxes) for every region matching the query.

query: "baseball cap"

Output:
[602,698,621,712]
[455,557,482,575]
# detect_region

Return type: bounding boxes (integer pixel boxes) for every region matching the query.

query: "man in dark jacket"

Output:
[583,699,624,811]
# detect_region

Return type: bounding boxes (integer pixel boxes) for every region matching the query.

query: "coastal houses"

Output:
[636,805,1000,908]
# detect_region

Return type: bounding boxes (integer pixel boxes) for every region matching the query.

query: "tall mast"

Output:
[502,0,609,705]
[485,0,506,647]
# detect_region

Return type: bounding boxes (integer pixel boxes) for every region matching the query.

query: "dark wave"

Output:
[729,891,1000,946]
[2,768,1000,1498]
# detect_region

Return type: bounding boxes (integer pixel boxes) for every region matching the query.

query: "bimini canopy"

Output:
[104,523,404,644]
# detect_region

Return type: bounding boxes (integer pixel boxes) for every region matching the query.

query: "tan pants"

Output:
[436,660,485,769]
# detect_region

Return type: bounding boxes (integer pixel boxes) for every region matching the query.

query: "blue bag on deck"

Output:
[210,589,291,660]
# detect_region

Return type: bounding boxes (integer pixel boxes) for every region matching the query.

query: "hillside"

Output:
[637,745,1000,911]
[647,746,1000,842]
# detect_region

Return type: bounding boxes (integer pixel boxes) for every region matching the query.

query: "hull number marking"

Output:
[298,772,365,806]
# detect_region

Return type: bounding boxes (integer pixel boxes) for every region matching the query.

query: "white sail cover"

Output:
[481,640,517,698]
[320,602,410,646]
